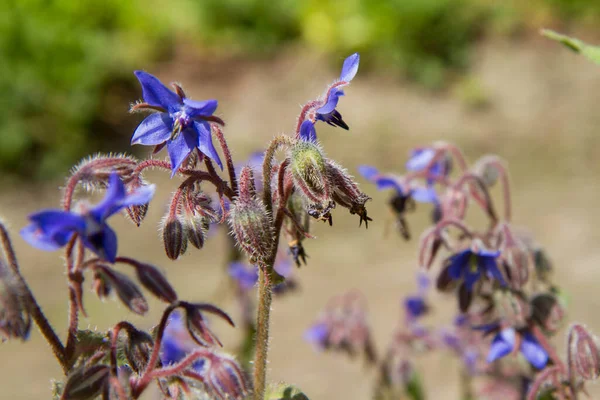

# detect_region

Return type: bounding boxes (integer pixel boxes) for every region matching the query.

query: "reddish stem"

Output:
[212,125,238,196]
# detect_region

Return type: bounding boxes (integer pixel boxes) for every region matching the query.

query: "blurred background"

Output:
[1,0,600,398]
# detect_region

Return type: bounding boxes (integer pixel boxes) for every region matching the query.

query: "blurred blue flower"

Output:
[358,165,437,203]
[403,272,430,320]
[160,311,205,370]
[446,247,505,291]
[228,257,294,293]
[131,71,223,176]
[406,148,451,184]
[304,322,329,350]
[315,53,359,130]
[21,173,155,263]
[487,327,548,369]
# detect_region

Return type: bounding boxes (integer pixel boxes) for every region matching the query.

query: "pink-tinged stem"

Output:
[566,327,580,400]
[454,172,499,225]
[212,125,238,196]
[482,157,512,222]
[433,217,474,238]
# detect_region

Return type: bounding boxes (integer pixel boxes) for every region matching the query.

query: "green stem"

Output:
[253,264,273,400]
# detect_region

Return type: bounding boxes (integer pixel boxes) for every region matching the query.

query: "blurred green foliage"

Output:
[0,0,598,178]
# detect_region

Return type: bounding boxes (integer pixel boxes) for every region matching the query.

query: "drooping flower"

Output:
[131,71,223,176]
[21,173,155,263]
[358,165,437,203]
[406,148,451,182]
[443,245,506,292]
[487,327,548,369]
[315,53,360,130]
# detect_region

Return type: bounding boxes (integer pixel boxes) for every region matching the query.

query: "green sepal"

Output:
[265,382,310,400]
[541,29,600,65]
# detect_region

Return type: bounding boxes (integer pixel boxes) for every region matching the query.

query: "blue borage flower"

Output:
[304,322,329,350]
[228,257,294,293]
[315,53,360,130]
[21,173,155,263]
[131,71,223,176]
[404,272,430,320]
[484,326,549,369]
[445,245,506,291]
[406,148,451,183]
[357,165,437,203]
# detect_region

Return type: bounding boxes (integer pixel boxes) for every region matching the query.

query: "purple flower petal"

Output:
[316,87,344,115]
[357,165,379,181]
[339,53,360,83]
[411,186,437,203]
[134,71,181,111]
[131,113,172,146]
[167,128,199,176]
[22,210,86,251]
[92,173,127,220]
[447,249,471,280]
[20,223,74,251]
[274,258,293,278]
[481,256,506,286]
[487,328,515,363]
[464,268,481,291]
[521,332,549,369]
[404,296,427,319]
[406,148,435,172]
[299,120,317,142]
[82,224,118,263]
[183,98,218,118]
[193,121,223,170]
[228,262,258,290]
[304,322,329,349]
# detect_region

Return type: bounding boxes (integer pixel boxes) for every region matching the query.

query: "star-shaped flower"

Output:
[445,246,506,291]
[358,165,437,203]
[21,173,155,263]
[131,71,223,176]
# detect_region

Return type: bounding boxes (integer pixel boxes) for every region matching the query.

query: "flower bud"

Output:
[183,302,235,348]
[70,154,138,192]
[198,350,252,400]
[229,167,274,264]
[289,141,333,222]
[0,259,31,341]
[133,262,178,303]
[568,324,600,381]
[473,155,500,188]
[92,270,111,299]
[94,265,148,315]
[185,214,210,250]
[326,160,372,228]
[531,293,565,333]
[61,364,110,400]
[161,215,187,260]
[123,329,154,374]
[418,227,443,269]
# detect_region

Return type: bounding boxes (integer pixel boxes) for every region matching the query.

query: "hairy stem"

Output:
[212,125,238,196]
[0,223,68,372]
[262,135,295,215]
[253,264,272,400]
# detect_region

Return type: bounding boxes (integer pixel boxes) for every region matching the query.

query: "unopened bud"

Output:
[473,156,501,188]
[183,303,235,348]
[185,214,210,250]
[133,262,177,304]
[61,364,110,400]
[70,154,137,192]
[125,203,148,227]
[290,141,333,221]
[495,291,530,328]
[326,160,372,228]
[200,351,252,400]
[0,259,31,341]
[92,271,111,299]
[124,329,154,374]
[418,227,443,269]
[94,265,148,315]
[161,216,187,260]
[568,324,600,381]
[229,167,274,264]
[531,294,565,333]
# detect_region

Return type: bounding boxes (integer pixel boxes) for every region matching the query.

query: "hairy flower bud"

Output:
[199,351,252,400]
[69,153,138,193]
[133,262,178,304]
[0,259,31,341]
[290,141,334,223]
[123,329,155,374]
[531,294,565,333]
[473,155,501,188]
[229,167,274,264]
[160,215,187,260]
[326,160,372,228]
[568,324,600,381]
[61,364,110,400]
[93,265,148,315]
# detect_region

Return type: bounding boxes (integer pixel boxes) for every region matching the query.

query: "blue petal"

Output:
[476,248,501,258]
[521,332,549,369]
[91,173,127,221]
[404,296,427,318]
[193,121,223,170]
[357,165,379,181]
[274,258,293,278]
[82,224,118,263]
[487,328,515,363]
[299,120,317,142]
[167,128,199,176]
[411,187,437,203]
[464,268,481,291]
[304,323,329,349]
[482,256,506,286]
[406,148,435,172]
[316,87,344,115]
[339,53,360,82]
[131,113,173,146]
[119,184,156,210]
[447,249,471,280]
[228,262,258,290]
[160,336,188,365]
[183,98,218,118]
[134,71,181,111]
[20,224,72,251]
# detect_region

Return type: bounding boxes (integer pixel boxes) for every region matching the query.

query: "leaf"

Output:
[266,383,310,400]
[541,29,600,65]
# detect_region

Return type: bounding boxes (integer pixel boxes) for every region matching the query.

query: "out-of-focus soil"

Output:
[1,37,600,399]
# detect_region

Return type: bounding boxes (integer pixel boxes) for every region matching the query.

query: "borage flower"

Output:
[441,243,506,292]
[228,257,296,295]
[21,173,155,263]
[406,148,451,182]
[314,53,360,130]
[131,71,223,176]
[486,326,548,369]
[403,272,430,321]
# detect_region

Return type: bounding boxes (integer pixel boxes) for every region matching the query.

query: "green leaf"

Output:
[541,29,600,65]
[406,373,425,400]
